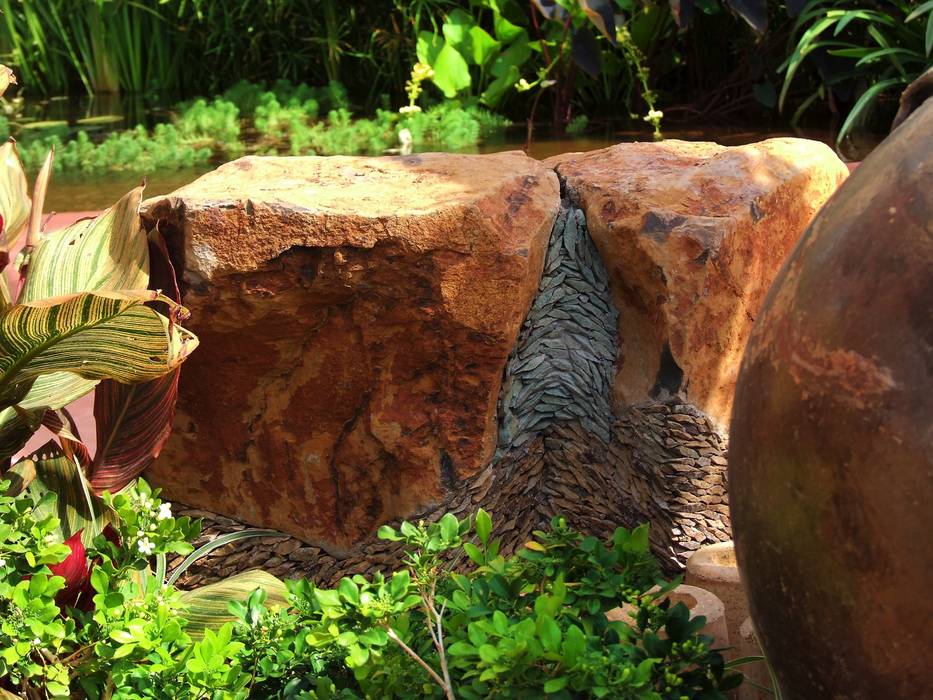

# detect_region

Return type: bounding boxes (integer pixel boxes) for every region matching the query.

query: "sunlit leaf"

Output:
[431,42,472,97]
[181,570,289,640]
[13,441,112,545]
[0,140,30,258]
[168,530,282,586]
[20,185,148,303]
[0,290,198,409]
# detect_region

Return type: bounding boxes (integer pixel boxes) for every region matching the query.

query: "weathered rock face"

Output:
[548,139,849,429]
[144,138,848,573]
[141,152,559,551]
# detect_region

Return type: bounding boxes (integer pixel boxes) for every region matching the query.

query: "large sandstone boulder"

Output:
[146,139,849,580]
[548,139,848,429]
[142,152,559,552]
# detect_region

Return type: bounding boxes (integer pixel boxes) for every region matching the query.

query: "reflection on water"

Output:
[45,123,880,213]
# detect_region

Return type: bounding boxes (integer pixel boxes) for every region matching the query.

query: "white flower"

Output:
[643,109,664,122]
[137,537,155,556]
[0,557,7,568]
[137,529,145,538]
[157,502,172,521]
[398,105,422,114]
[32,638,40,645]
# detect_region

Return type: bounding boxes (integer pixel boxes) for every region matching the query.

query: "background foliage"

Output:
[0,0,927,137]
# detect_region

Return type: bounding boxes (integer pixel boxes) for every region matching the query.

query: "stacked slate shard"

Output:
[496,203,618,456]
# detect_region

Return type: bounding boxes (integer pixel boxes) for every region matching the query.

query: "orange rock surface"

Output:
[547,139,848,429]
[141,153,559,552]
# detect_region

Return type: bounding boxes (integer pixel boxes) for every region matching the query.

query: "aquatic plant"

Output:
[780,0,932,142]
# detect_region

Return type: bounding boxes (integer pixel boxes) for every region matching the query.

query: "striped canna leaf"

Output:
[19,184,148,303]
[0,369,107,465]
[9,440,112,546]
[180,570,290,640]
[0,139,30,263]
[0,290,198,410]
[91,230,183,492]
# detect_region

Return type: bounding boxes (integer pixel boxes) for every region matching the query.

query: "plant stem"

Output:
[384,625,453,699]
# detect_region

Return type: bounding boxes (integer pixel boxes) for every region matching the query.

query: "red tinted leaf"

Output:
[90,230,183,492]
[49,530,93,610]
[90,370,179,493]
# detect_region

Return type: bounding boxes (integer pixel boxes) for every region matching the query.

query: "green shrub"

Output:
[0,490,744,698]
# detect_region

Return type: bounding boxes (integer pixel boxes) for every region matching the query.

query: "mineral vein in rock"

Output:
[496,202,618,456]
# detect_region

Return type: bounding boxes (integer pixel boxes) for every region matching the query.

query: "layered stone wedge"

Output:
[141,152,559,552]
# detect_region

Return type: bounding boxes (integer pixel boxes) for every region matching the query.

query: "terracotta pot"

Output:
[607,583,729,651]
[686,541,747,655]
[729,101,933,698]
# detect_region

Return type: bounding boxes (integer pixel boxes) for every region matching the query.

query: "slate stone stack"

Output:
[496,201,618,454]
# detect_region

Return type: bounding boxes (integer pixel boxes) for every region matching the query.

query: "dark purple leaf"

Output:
[726,0,768,33]
[572,26,602,79]
[669,0,694,29]
[581,0,617,43]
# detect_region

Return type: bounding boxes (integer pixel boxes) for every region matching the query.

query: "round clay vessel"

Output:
[685,541,747,654]
[729,100,933,699]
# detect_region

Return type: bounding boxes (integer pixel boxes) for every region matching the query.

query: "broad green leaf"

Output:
[181,570,288,640]
[494,13,526,43]
[481,64,520,107]
[475,508,492,545]
[0,290,198,409]
[468,26,500,66]
[416,31,444,66]
[0,140,30,254]
[431,43,472,97]
[20,185,148,303]
[442,9,475,57]
[491,37,532,78]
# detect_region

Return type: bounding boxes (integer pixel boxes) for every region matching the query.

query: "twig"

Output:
[384,626,449,692]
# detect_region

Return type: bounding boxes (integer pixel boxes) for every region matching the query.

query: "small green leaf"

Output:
[544,676,569,692]
[475,508,492,545]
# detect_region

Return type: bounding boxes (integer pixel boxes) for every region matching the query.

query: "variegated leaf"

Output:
[181,571,289,640]
[0,139,30,257]
[42,407,91,467]
[10,441,112,545]
[91,230,183,492]
[91,370,178,492]
[0,290,198,409]
[0,404,41,464]
[20,185,148,303]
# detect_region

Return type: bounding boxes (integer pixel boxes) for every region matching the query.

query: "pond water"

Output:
[43,123,879,212]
